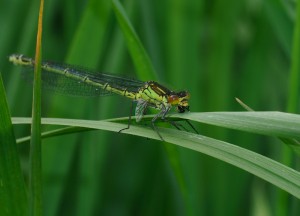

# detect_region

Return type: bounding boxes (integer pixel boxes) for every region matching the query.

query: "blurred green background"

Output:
[1,0,299,215]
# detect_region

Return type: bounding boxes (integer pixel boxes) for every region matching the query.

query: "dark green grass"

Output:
[1,0,300,215]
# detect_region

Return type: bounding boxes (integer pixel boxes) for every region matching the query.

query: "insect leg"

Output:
[151,104,175,141]
[118,101,134,133]
[185,120,199,134]
[151,109,166,141]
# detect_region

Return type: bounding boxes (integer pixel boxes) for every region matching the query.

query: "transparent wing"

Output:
[20,62,145,97]
[135,100,148,122]
[22,68,112,96]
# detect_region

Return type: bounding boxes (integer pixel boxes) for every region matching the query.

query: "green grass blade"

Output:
[172,112,300,139]
[112,0,157,80]
[30,0,44,215]
[19,111,300,156]
[16,126,95,144]
[0,74,28,216]
[175,111,300,154]
[112,111,300,154]
[11,117,300,198]
[27,111,298,141]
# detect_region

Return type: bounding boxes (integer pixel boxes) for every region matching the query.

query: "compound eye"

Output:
[168,95,179,105]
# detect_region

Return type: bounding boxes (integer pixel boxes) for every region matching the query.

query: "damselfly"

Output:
[9,54,196,140]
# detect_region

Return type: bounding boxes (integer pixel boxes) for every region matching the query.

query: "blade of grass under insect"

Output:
[236,98,300,155]
[11,117,300,199]
[16,126,96,144]
[115,111,300,154]
[0,73,28,216]
[180,111,300,155]
[168,112,300,139]
[74,111,300,142]
[117,111,300,155]
[30,0,44,215]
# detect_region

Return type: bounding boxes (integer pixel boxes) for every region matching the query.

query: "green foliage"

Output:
[29,0,44,215]
[0,74,28,216]
[1,0,300,215]
[11,113,300,199]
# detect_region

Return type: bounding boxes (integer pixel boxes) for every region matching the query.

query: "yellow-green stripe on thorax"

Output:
[136,81,170,110]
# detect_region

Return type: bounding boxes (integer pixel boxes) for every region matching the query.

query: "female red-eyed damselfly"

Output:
[9,54,196,140]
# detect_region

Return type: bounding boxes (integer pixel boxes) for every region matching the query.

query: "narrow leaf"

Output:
[11,117,300,198]
[30,0,44,215]
[0,74,28,216]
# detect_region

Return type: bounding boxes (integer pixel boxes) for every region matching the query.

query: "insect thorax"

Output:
[136,81,171,109]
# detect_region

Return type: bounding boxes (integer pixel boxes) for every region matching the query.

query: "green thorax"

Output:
[136,81,171,110]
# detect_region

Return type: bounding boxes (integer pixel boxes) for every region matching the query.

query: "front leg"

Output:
[150,105,171,140]
[160,104,171,120]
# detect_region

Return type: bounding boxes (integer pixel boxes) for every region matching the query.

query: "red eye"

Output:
[168,95,179,105]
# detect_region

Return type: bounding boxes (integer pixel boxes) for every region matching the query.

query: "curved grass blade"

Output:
[11,117,300,198]
[170,112,300,139]
[108,111,300,141]
[98,111,300,154]
[172,111,300,154]
[16,126,95,144]
[236,98,300,155]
